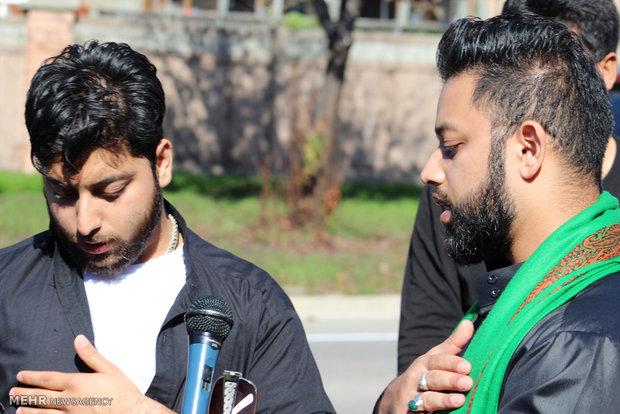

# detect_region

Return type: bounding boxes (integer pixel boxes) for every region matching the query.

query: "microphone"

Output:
[182,295,234,414]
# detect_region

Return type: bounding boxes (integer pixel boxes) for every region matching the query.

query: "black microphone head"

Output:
[185,295,234,341]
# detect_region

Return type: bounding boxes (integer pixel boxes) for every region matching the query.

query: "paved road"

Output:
[290,295,400,414]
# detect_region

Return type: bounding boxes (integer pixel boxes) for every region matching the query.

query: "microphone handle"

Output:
[182,333,221,414]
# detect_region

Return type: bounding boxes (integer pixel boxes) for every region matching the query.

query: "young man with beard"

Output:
[397,0,620,374]
[0,41,335,414]
[376,13,620,413]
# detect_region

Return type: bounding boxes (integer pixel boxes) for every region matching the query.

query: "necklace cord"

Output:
[166,213,179,254]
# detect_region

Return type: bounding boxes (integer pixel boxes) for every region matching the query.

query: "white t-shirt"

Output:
[84,247,186,394]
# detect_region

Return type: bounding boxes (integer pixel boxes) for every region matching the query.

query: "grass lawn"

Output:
[0,171,421,294]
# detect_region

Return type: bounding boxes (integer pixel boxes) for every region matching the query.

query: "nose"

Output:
[420,148,445,186]
[76,195,102,238]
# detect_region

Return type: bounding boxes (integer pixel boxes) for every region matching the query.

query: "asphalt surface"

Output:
[290,294,400,414]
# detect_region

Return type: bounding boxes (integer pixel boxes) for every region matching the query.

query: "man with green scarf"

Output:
[376,12,620,414]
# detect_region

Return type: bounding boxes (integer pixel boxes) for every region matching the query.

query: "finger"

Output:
[14,371,67,391]
[9,388,50,405]
[16,407,62,414]
[448,319,474,349]
[426,353,472,375]
[8,389,62,411]
[428,320,474,356]
[422,369,473,392]
[415,391,467,412]
[73,334,116,374]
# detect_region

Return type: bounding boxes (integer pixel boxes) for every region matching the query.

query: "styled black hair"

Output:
[502,0,620,62]
[26,40,165,175]
[436,13,613,186]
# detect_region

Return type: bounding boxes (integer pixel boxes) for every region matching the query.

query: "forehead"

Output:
[435,73,491,134]
[46,147,147,183]
[438,73,476,114]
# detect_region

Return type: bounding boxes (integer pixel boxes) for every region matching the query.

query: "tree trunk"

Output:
[286,0,359,230]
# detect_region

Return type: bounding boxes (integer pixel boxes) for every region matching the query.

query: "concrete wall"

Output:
[0,17,27,172]
[1,11,442,181]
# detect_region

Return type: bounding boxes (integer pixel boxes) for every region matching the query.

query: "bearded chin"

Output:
[49,184,163,278]
[444,176,515,265]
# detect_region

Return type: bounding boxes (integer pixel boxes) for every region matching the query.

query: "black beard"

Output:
[439,171,515,265]
[49,183,163,278]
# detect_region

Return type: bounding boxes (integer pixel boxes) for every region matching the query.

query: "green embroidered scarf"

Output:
[446,191,620,414]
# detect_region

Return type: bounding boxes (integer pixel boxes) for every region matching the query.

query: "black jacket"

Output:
[0,202,335,414]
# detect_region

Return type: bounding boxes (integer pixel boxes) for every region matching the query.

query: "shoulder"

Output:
[184,229,271,282]
[538,272,620,343]
[506,271,620,379]
[0,231,54,270]
[500,273,620,411]
[0,232,57,312]
[505,271,620,370]
[564,271,620,329]
[183,229,294,312]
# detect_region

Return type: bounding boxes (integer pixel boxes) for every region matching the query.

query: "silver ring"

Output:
[418,370,429,391]
[408,393,424,412]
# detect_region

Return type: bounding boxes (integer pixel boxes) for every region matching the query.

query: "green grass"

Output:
[0,170,420,294]
[0,172,47,245]
[0,171,44,193]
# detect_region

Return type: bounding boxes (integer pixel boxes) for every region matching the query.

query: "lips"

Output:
[79,241,110,255]
[439,208,452,225]
[432,193,450,208]
[431,193,453,225]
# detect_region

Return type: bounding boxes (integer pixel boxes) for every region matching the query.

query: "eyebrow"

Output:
[45,177,71,188]
[434,124,450,139]
[435,121,460,139]
[45,174,134,189]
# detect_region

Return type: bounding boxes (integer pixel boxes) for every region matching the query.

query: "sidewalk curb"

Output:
[289,294,401,321]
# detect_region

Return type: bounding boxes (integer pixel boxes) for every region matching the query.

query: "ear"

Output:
[597,52,618,91]
[154,138,173,188]
[514,121,546,181]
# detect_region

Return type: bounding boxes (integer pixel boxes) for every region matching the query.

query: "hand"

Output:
[378,320,475,414]
[9,335,175,414]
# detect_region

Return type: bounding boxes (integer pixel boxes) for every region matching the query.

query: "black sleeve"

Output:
[247,287,336,414]
[397,186,485,373]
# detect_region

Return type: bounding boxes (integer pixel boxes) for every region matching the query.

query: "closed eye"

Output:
[46,181,77,203]
[96,186,126,201]
[440,144,459,159]
[53,189,77,201]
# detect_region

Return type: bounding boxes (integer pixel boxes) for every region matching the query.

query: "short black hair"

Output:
[437,13,613,186]
[502,0,619,61]
[26,40,166,175]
